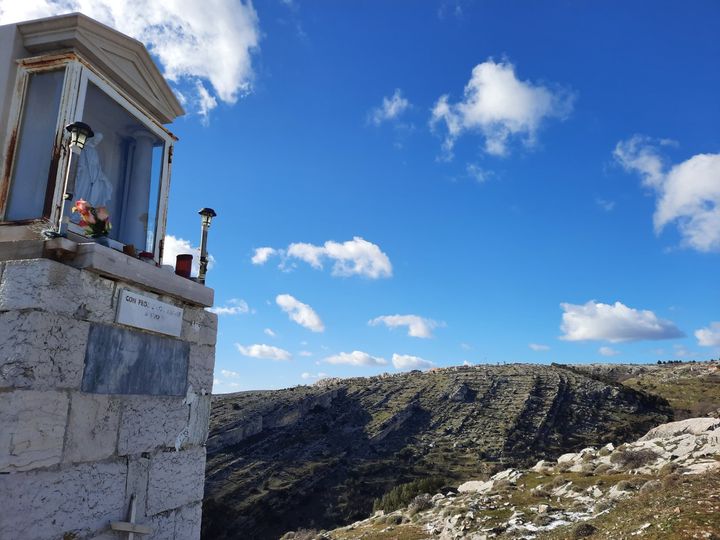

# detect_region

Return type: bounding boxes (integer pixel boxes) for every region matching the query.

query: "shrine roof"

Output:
[14,12,184,124]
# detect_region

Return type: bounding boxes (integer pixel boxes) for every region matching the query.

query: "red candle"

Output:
[175,254,193,278]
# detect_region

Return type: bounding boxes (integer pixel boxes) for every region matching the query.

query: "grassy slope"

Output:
[569,361,720,420]
[623,375,720,420]
[543,470,720,539]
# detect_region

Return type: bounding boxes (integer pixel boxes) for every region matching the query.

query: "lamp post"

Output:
[46,122,94,237]
[197,207,216,284]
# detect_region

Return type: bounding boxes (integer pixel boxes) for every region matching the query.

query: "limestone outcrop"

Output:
[320,417,720,539]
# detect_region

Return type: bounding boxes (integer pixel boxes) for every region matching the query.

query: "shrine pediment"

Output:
[17,12,184,124]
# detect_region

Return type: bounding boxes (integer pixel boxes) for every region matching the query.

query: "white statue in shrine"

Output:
[75,132,113,206]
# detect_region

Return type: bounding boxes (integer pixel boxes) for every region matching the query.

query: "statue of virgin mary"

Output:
[75,132,113,207]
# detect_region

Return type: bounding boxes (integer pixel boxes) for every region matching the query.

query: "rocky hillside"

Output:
[202,364,672,539]
[569,360,720,420]
[318,417,720,540]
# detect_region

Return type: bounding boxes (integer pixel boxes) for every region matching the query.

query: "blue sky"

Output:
[5,0,718,391]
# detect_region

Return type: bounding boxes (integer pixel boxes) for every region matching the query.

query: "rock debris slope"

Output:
[202,364,672,540]
[322,417,720,539]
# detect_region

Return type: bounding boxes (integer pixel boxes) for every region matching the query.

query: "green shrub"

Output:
[594,499,613,513]
[658,462,679,476]
[372,477,445,513]
[615,480,634,492]
[639,479,662,496]
[531,485,551,498]
[662,472,682,489]
[593,463,613,475]
[407,494,432,516]
[551,475,568,488]
[571,522,597,538]
[609,448,658,470]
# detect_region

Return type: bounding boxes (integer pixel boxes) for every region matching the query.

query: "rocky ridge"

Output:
[202,364,672,539]
[319,417,720,540]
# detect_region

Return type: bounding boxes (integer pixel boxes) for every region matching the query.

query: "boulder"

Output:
[639,418,720,441]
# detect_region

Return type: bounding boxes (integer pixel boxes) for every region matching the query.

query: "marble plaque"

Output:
[116,289,183,337]
[82,323,189,396]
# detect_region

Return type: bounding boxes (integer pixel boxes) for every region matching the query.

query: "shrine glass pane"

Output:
[77,82,165,252]
[5,69,65,221]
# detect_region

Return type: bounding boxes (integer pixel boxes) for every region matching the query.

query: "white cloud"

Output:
[463,360,473,366]
[673,344,697,359]
[529,343,550,352]
[392,353,434,370]
[369,89,410,125]
[466,163,492,183]
[0,0,261,121]
[560,300,684,343]
[276,294,325,332]
[301,372,328,380]
[195,80,218,125]
[614,136,720,252]
[696,322,720,347]
[598,346,620,357]
[252,247,277,265]
[163,235,214,277]
[220,369,240,378]
[431,59,573,159]
[298,350,313,357]
[596,198,616,212]
[288,237,392,279]
[325,351,387,366]
[252,237,392,279]
[264,328,276,337]
[235,343,291,361]
[369,314,444,339]
[208,298,250,316]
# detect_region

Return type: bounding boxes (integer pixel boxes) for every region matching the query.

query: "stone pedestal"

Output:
[0,256,217,540]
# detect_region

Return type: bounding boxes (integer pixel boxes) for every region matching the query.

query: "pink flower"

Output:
[95,206,109,222]
[72,199,89,214]
[85,211,96,224]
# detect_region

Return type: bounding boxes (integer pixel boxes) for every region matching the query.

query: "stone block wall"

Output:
[0,258,217,540]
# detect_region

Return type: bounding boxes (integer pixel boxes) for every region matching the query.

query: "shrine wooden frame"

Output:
[0,52,176,265]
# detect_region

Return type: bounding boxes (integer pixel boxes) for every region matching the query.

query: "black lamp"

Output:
[45,121,95,238]
[65,121,95,150]
[198,208,217,284]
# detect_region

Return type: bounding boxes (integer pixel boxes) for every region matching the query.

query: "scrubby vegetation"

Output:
[610,448,658,470]
[372,477,445,513]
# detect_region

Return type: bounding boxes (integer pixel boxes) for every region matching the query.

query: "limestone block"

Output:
[187,343,215,393]
[118,396,189,455]
[175,502,202,540]
[639,417,720,440]
[86,531,119,540]
[457,479,493,494]
[187,393,212,447]
[148,510,177,540]
[63,393,120,464]
[0,460,127,540]
[146,447,206,515]
[125,454,151,518]
[557,452,579,464]
[0,258,116,323]
[0,310,89,390]
[182,307,218,346]
[0,390,68,472]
